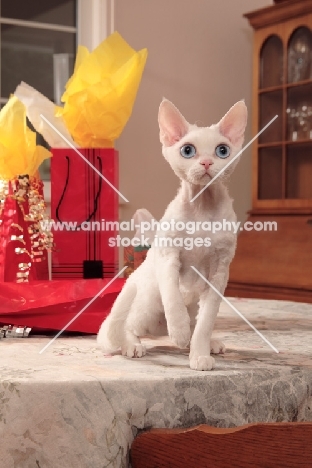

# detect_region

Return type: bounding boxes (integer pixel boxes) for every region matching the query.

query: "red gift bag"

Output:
[51,148,119,279]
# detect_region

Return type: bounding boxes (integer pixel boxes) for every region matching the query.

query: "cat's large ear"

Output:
[218,101,248,146]
[158,99,189,147]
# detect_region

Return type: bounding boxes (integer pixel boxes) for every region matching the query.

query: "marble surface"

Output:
[1,297,312,468]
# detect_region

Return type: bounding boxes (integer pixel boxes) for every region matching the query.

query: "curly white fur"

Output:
[97,99,247,371]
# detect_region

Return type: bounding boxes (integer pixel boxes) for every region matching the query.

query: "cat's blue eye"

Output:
[215,144,231,159]
[180,144,196,159]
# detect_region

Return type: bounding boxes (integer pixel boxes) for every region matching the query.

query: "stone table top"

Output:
[1,297,312,467]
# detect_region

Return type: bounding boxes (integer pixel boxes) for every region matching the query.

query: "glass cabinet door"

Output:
[286,27,312,200]
[259,90,283,144]
[257,26,312,205]
[288,27,312,83]
[258,35,283,200]
[260,35,284,89]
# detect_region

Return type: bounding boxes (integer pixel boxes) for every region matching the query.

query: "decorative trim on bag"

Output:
[0,176,54,282]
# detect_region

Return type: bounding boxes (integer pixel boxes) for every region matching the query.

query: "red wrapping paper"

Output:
[0,278,125,333]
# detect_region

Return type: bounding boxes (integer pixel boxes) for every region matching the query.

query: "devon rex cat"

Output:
[98,99,247,371]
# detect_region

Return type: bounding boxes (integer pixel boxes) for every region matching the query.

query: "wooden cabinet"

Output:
[226,0,312,303]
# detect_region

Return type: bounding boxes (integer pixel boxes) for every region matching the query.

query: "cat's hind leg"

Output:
[123,285,164,357]
[97,281,136,352]
[210,339,226,354]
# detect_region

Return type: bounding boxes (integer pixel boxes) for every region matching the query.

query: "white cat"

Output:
[97,99,247,371]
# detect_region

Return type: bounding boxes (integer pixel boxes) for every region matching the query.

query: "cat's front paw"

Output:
[189,355,215,371]
[210,339,226,354]
[121,343,146,358]
[169,323,191,349]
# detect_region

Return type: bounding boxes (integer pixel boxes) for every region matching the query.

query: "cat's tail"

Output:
[97,281,137,352]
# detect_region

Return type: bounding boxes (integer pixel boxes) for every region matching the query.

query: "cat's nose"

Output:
[200,159,213,170]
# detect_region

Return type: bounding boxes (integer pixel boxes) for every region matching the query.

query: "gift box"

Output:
[51,148,119,279]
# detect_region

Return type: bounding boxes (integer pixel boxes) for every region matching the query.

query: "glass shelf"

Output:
[286,82,312,141]
[286,139,312,145]
[258,84,284,94]
[286,78,312,89]
[258,79,312,94]
[258,142,283,148]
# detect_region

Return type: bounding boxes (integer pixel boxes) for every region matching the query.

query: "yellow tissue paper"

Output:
[0,97,51,180]
[58,31,148,148]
